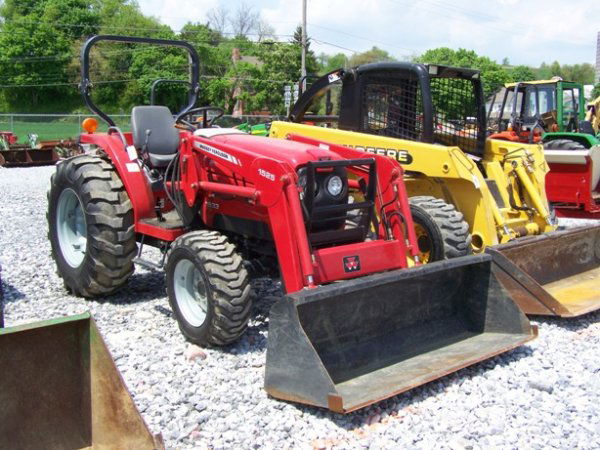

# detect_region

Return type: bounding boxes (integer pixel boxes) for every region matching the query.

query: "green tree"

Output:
[549,61,562,78]
[292,25,319,76]
[318,52,348,73]
[0,0,102,112]
[348,46,394,66]
[90,0,177,114]
[535,62,552,79]
[560,63,596,84]
[416,47,510,97]
[509,65,536,82]
[534,61,596,84]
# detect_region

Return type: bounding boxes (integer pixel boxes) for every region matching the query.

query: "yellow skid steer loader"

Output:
[269,63,600,318]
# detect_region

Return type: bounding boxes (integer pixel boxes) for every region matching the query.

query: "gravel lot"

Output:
[1,165,599,449]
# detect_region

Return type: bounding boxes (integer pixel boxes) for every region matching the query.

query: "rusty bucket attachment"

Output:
[0,313,163,449]
[265,254,536,413]
[0,147,59,167]
[487,225,600,317]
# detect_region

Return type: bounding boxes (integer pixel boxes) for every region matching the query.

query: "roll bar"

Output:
[150,79,192,106]
[80,35,200,126]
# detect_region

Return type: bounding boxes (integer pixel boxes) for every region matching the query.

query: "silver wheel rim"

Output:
[174,259,208,327]
[56,188,87,268]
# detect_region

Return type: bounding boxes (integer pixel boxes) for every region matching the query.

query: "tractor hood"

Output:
[208,134,342,168]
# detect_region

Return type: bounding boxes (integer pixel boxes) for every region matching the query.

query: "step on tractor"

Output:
[269,63,600,318]
[489,79,600,219]
[45,36,537,413]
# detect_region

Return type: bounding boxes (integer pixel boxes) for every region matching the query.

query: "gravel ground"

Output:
[1,165,599,449]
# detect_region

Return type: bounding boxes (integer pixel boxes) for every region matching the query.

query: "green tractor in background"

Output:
[489,78,600,219]
[235,121,270,135]
[488,78,599,148]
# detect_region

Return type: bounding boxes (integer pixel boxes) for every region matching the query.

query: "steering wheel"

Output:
[176,106,225,130]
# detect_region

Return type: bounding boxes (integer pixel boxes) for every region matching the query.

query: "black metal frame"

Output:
[150,79,192,106]
[290,68,346,123]
[303,158,377,246]
[291,63,487,155]
[80,35,200,126]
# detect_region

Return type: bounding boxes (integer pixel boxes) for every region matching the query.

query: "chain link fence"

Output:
[0,114,282,143]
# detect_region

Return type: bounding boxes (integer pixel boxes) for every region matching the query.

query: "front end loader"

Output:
[489,79,600,219]
[45,35,537,413]
[0,314,163,448]
[269,63,600,318]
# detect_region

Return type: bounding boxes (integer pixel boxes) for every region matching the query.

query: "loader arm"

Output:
[270,122,554,250]
[179,133,417,293]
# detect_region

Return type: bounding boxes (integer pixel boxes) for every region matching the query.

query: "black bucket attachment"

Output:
[487,225,600,317]
[265,254,536,413]
[0,313,163,449]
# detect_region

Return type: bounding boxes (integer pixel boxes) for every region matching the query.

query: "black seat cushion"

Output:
[131,106,180,167]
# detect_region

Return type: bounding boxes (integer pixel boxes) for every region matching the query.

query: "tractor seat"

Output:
[131,106,180,167]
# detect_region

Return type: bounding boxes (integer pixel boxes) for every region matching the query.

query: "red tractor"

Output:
[47,36,535,412]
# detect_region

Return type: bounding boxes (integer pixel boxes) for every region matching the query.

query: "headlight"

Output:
[326,175,343,197]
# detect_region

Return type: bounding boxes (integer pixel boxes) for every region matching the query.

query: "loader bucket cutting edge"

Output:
[265,254,536,413]
[0,313,163,449]
[486,225,600,317]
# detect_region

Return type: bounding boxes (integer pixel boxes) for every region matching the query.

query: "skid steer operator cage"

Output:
[291,63,487,156]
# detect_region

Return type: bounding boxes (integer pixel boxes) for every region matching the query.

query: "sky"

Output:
[137,0,599,67]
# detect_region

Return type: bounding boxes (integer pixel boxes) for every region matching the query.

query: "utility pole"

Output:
[301,0,307,93]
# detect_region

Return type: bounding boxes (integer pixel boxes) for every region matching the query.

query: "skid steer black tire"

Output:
[47,155,136,297]
[409,196,472,263]
[544,139,588,150]
[166,230,252,346]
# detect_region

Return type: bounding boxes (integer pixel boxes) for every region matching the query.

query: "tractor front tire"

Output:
[409,196,472,263]
[47,155,136,297]
[544,139,588,151]
[166,230,252,346]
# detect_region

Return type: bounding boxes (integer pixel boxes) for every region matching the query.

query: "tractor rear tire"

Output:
[544,139,588,150]
[166,230,252,346]
[409,196,472,263]
[47,155,136,297]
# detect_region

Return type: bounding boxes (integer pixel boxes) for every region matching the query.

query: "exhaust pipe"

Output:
[487,225,600,317]
[265,254,536,412]
[0,313,163,449]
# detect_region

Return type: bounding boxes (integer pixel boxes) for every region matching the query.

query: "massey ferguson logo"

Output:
[343,255,361,273]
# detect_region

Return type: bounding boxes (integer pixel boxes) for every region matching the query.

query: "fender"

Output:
[543,132,599,149]
[80,133,155,223]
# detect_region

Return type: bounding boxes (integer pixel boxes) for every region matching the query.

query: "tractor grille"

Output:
[360,72,482,154]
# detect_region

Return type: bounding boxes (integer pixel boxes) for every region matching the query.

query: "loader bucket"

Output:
[487,225,600,317]
[265,254,536,413]
[0,148,58,167]
[0,313,163,449]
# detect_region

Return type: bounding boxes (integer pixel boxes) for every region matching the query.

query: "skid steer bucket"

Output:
[487,225,600,317]
[0,313,163,449]
[265,254,536,413]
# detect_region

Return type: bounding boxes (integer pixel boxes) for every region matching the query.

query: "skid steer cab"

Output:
[269,63,600,318]
[47,35,536,412]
